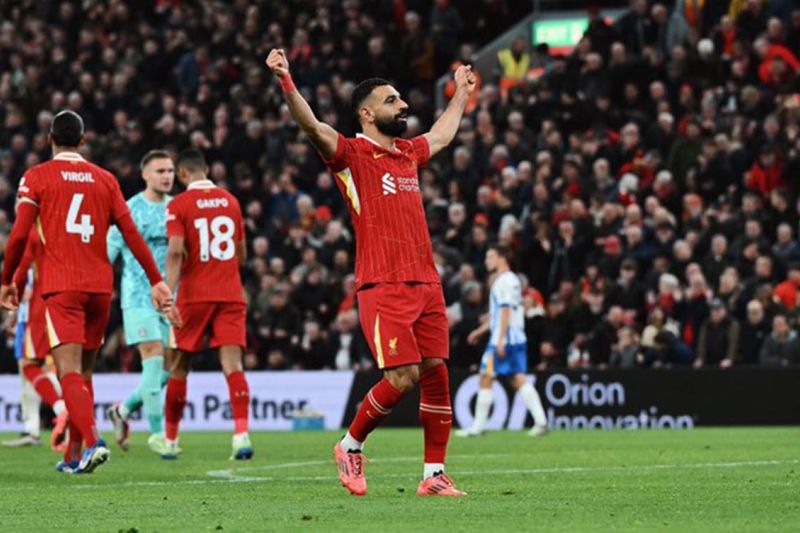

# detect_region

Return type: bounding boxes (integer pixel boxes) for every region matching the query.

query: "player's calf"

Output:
[419,362,454,483]
[333,374,408,496]
[165,376,188,456]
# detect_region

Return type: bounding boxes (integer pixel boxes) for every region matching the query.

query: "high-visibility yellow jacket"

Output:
[497,49,530,81]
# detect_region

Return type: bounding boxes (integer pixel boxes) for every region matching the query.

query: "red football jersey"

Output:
[166,179,245,304]
[324,133,439,289]
[16,152,130,295]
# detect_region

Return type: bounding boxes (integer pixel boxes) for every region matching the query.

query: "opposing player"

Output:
[162,149,253,461]
[268,48,475,496]
[457,245,548,437]
[11,230,70,451]
[106,150,175,455]
[0,110,173,474]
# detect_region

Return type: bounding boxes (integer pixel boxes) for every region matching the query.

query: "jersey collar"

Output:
[356,132,398,152]
[53,151,86,162]
[187,179,216,190]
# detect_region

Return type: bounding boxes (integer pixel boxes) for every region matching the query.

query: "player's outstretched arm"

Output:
[266,49,339,159]
[423,65,476,158]
[0,202,37,309]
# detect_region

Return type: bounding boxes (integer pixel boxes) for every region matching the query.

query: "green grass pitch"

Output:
[0,428,798,531]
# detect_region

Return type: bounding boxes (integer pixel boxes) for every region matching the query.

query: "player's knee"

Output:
[420,358,445,373]
[139,341,164,359]
[170,366,189,380]
[170,352,191,376]
[385,366,419,394]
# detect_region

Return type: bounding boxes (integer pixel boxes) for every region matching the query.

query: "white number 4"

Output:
[66,193,95,243]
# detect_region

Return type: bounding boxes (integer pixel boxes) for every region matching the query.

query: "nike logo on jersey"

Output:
[373,152,388,159]
[381,173,397,195]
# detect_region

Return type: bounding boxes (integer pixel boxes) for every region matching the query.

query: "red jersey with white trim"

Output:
[16,152,130,295]
[324,133,439,289]
[166,180,245,304]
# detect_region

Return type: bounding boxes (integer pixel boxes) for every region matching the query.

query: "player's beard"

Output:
[375,112,408,137]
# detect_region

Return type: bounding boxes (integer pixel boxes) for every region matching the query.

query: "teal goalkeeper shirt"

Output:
[107,192,172,310]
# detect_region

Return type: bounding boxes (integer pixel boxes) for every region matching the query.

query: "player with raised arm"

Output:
[162,149,253,461]
[456,245,548,437]
[267,48,475,497]
[0,110,174,474]
[106,150,176,455]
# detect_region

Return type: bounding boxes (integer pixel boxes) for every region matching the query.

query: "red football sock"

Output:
[419,363,452,464]
[60,373,98,448]
[22,365,61,408]
[83,376,95,434]
[83,377,94,404]
[64,419,82,463]
[225,371,250,435]
[348,378,405,443]
[165,378,187,441]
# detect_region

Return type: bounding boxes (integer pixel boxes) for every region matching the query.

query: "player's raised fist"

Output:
[0,284,19,310]
[266,49,290,78]
[454,65,477,94]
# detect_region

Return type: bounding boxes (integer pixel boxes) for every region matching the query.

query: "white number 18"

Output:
[194,216,235,262]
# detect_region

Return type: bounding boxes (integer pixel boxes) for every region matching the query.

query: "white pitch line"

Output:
[1,458,795,492]
[269,459,800,483]
[218,452,514,475]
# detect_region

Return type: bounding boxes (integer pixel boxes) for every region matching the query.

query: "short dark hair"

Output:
[50,110,84,147]
[350,78,391,120]
[176,148,207,173]
[140,149,172,171]
[488,243,511,261]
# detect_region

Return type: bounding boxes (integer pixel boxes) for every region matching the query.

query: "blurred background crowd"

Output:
[1,0,800,373]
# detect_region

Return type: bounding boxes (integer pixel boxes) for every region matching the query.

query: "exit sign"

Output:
[532,18,589,50]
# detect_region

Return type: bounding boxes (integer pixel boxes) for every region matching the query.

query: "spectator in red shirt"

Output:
[755,38,800,87]
[746,144,785,197]
[772,263,800,310]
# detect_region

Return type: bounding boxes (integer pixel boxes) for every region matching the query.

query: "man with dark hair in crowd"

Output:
[606,258,647,323]
[741,299,771,365]
[587,305,624,368]
[760,314,800,366]
[694,298,741,369]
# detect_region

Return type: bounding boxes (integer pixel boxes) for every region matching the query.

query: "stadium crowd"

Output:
[1,0,800,373]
